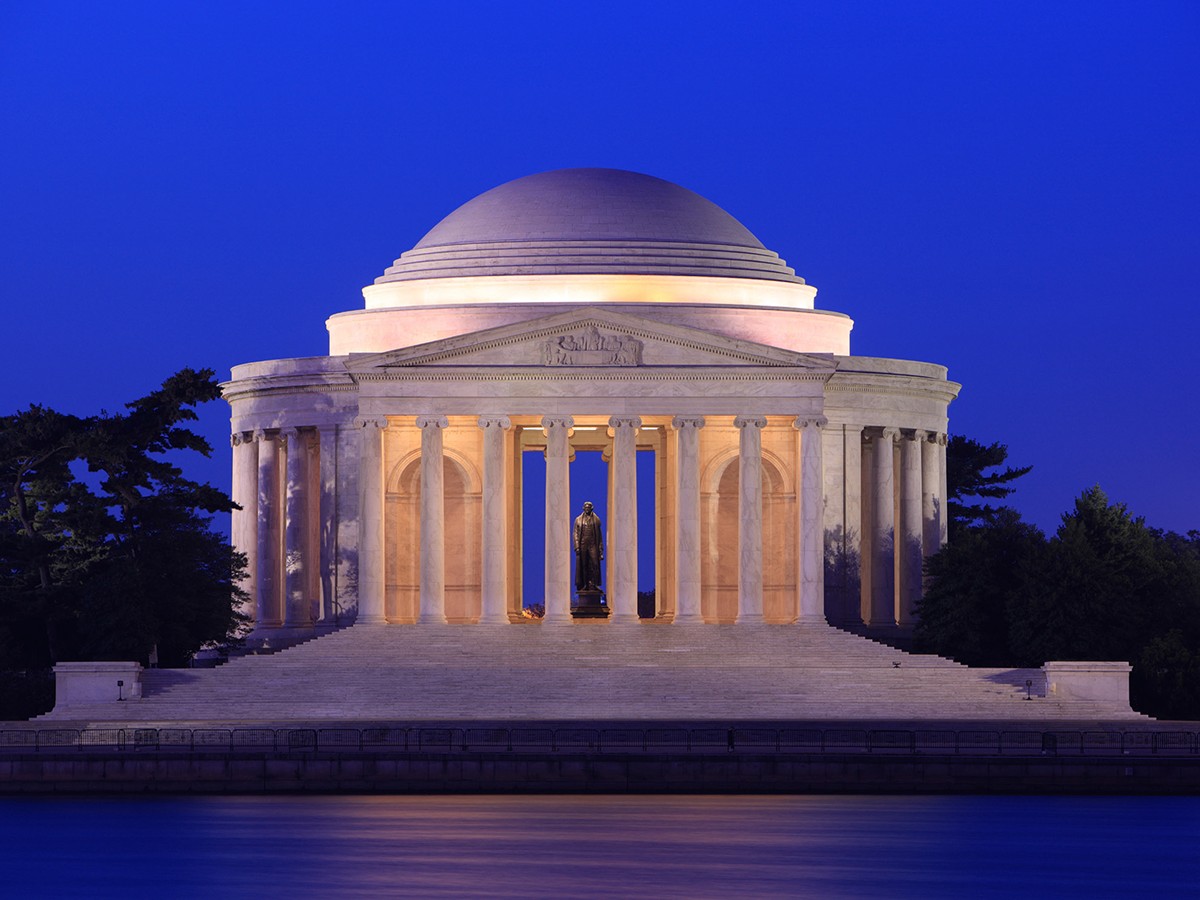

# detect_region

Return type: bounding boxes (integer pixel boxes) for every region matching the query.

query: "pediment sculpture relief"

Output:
[541,326,643,366]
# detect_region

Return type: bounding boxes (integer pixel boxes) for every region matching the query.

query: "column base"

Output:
[542,603,573,625]
[795,614,829,626]
[734,613,765,625]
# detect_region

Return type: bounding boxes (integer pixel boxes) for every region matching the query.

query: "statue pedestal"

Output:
[572,589,610,619]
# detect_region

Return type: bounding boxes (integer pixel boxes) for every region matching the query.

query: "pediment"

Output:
[344,307,838,373]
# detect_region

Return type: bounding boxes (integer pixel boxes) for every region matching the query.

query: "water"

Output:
[3,794,1197,898]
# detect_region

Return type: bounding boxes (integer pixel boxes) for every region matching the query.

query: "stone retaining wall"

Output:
[3,747,1199,795]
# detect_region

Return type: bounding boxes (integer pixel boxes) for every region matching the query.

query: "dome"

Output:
[374,168,803,285]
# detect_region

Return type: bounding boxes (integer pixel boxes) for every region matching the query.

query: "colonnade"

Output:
[859,427,947,629]
[232,415,947,633]
[351,412,828,627]
[230,425,348,634]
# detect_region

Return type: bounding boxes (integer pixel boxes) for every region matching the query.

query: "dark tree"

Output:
[1008,487,1169,665]
[919,482,1200,719]
[0,369,248,676]
[945,435,1032,540]
[914,508,1044,666]
[1138,628,1200,721]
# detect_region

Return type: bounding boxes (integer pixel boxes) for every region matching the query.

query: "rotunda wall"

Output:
[328,303,851,355]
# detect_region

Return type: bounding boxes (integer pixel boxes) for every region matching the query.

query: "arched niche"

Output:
[385,449,482,623]
[700,448,797,623]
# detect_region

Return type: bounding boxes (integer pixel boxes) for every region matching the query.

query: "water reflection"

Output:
[3,794,1199,898]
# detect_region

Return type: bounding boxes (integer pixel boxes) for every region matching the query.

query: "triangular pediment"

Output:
[344,307,838,373]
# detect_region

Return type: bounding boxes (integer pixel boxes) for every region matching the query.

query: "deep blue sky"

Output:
[2,1,1197,545]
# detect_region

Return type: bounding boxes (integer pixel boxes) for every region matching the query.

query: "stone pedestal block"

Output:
[53,661,143,710]
[1043,661,1132,707]
[571,589,610,619]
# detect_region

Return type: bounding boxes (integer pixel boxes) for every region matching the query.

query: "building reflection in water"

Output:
[4,794,1199,897]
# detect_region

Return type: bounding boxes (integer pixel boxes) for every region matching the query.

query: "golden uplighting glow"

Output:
[362,273,817,312]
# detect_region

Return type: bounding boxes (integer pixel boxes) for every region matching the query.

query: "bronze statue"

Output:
[573,501,604,592]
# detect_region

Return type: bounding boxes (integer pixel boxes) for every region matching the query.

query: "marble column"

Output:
[795,416,828,624]
[938,433,949,548]
[869,427,899,627]
[843,425,864,624]
[609,415,641,624]
[603,447,614,599]
[672,416,705,624]
[734,415,767,624]
[898,430,924,627]
[317,426,339,623]
[282,427,313,629]
[542,415,574,625]
[334,425,361,620]
[478,415,511,624]
[356,417,388,625]
[230,433,258,625]
[859,432,874,623]
[254,429,282,628]
[921,432,941,560]
[417,415,449,625]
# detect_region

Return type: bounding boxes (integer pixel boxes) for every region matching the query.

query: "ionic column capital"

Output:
[477,415,512,431]
[671,415,706,431]
[541,415,574,436]
[877,426,900,443]
[252,427,269,443]
[608,414,642,431]
[733,415,768,430]
[909,428,928,442]
[935,432,948,446]
[353,416,388,431]
[231,432,248,448]
[793,415,828,431]
[281,426,315,450]
[415,415,449,430]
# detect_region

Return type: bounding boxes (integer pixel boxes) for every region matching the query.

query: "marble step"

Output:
[44,622,1143,724]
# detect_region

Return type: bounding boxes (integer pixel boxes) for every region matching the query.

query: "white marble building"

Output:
[223,169,958,641]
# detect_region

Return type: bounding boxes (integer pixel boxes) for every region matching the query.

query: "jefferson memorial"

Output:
[223,169,957,638]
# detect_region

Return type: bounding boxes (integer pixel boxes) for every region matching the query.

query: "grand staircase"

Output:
[43,622,1145,725]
